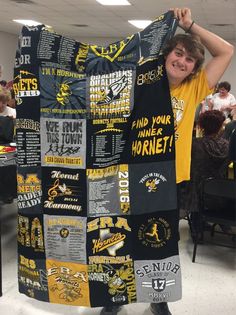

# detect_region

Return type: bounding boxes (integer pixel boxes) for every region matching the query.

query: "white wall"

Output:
[0,30,235,96]
[0,31,18,81]
[204,40,236,96]
[221,40,236,96]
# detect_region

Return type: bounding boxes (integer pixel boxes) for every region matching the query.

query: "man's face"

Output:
[218,87,228,97]
[165,44,197,86]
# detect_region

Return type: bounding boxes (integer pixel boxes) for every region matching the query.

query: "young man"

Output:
[101,7,234,315]
[150,7,234,315]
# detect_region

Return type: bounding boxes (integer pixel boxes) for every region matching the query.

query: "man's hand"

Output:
[170,7,193,31]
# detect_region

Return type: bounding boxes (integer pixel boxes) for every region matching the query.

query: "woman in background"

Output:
[209,81,236,118]
[181,110,229,232]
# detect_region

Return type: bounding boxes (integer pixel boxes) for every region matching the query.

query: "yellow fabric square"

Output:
[46,259,90,306]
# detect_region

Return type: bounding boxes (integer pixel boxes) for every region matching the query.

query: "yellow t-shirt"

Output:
[170,69,213,183]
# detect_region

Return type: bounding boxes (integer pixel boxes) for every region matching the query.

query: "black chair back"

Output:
[192,178,236,262]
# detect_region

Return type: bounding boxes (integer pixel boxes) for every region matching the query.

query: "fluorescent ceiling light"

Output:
[13,19,41,26]
[96,0,131,5]
[128,20,152,29]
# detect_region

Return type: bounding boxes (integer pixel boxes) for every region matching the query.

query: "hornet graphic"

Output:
[56,82,72,105]
[146,178,160,192]
[97,75,128,105]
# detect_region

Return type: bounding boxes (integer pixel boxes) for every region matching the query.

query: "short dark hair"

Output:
[162,34,205,81]
[218,81,231,92]
[198,110,225,136]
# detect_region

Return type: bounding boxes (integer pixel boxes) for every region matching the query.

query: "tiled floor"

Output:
[0,201,235,315]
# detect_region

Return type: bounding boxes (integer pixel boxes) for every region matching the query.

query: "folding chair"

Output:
[192,178,236,263]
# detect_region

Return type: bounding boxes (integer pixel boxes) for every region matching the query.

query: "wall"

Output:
[0,30,235,95]
[0,32,120,82]
[204,40,236,96]
[0,31,18,81]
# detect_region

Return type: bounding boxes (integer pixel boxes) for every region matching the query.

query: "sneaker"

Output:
[150,302,172,315]
[100,305,123,315]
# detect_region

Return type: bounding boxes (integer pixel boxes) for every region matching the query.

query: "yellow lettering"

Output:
[132,136,172,157]
[115,217,131,231]
[100,217,114,229]
[25,174,40,184]
[87,218,100,232]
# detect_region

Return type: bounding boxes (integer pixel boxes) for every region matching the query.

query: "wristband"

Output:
[185,21,195,33]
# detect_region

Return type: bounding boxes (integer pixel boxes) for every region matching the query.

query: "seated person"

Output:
[0,86,16,204]
[7,89,16,109]
[209,81,236,118]
[0,86,15,144]
[223,108,236,140]
[200,83,219,113]
[228,128,236,179]
[181,110,229,232]
[0,86,16,118]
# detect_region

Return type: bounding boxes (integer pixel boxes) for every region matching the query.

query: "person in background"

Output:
[0,86,17,204]
[193,84,219,135]
[228,128,236,179]
[194,84,217,135]
[223,107,236,140]
[200,83,219,113]
[101,7,234,315]
[209,81,236,118]
[7,89,16,109]
[181,110,229,224]
[0,86,16,118]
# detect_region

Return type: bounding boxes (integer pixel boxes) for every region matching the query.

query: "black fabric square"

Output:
[17,166,42,214]
[41,167,87,216]
[18,254,49,302]
[130,211,179,260]
[121,57,175,164]
[88,261,137,307]
[129,161,177,214]
[86,215,134,264]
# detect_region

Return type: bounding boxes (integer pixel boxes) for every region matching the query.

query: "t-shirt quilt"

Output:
[14,11,182,307]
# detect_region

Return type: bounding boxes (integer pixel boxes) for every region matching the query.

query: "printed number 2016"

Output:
[118,171,130,204]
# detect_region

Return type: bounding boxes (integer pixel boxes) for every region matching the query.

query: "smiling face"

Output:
[218,87,229,97]
[165,44,197,87]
